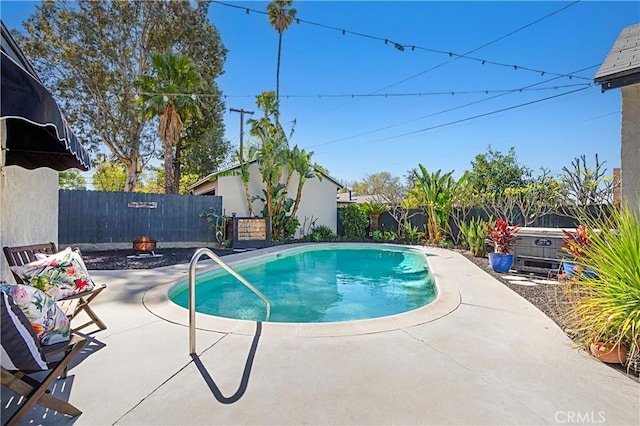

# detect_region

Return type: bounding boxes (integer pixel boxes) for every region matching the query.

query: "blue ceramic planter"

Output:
[488,252,513,273]
[563,260,596,278]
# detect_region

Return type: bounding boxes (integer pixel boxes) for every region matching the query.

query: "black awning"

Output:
[1,50,91,171]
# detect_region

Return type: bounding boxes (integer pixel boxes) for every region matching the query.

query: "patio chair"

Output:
[1,291,87,426]
[3,242,107,332]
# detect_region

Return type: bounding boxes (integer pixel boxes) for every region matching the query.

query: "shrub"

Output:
[307,225,337,242]
[340,204,368,240]
[562,204,640,368]
[460,217,491,257]
[372,230,396,242]
[403,223,425,244]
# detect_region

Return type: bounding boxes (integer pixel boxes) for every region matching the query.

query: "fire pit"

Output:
[133,236,156,253]
[129,236,163,259]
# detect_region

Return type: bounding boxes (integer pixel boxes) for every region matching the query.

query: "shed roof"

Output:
[187,160,344,192]
[594,23,640,91]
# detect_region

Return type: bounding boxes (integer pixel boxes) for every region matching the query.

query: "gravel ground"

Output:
[81,247,234,271]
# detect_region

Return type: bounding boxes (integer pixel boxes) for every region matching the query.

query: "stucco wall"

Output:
[215,163,339,234]
[0,166,59,283]
[217,162,265,217]
[290,173,339,236]
[621,84,640,215]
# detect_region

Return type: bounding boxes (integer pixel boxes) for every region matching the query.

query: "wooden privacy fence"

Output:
[59,190,222,245]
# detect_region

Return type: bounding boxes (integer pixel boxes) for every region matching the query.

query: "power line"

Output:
[211,0,588,81]
[307,64,598,150]
[357,86,592,146]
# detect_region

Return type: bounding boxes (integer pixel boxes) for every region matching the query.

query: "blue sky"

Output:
[2,1,639,186]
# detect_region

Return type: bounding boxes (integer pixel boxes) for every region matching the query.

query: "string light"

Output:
[128,83,591,101]
[211,0,587,81]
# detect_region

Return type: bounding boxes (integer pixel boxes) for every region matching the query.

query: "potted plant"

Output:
[560,225,595,278]
[487,219,520,273]
[561,205,639,369]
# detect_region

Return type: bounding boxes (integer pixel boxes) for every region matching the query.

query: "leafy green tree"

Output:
[136,166,164,194]
[92,158,128,192]
[266,0,297,115]
[487,169,561,225]
[351,172,401,198]
[19,0,227,191]
[468,146,532,194]
[137,166,199,195]
[59,170,86,189]
[137,51,205,194]
[340,204,368,240]
[181,124,231,179]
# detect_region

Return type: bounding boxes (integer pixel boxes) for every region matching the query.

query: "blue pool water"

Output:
[169,244,437,323]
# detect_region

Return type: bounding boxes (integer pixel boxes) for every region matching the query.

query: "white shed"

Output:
[188,161,343,235]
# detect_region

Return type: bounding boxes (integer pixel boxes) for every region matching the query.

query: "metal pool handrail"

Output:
[188,248,271,354]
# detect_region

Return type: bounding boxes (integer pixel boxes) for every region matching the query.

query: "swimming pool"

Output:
[169,244,437,323]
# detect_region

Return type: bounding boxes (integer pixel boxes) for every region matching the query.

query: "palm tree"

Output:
[266,0,297,118]
[136,51,204,194]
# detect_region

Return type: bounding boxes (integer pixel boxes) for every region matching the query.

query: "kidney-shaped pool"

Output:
[169,244,437,323]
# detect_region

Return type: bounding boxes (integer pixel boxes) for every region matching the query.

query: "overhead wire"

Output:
[211,1,595,169]
[349,86,593,148]
[307,64,598,150]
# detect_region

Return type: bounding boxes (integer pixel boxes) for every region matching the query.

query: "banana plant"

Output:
[410,164,456,243]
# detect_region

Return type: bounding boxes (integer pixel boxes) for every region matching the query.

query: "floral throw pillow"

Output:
[0,284,70,346]
[10,247,95,301]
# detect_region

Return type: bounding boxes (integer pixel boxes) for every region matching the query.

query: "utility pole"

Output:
[230,108,254,162]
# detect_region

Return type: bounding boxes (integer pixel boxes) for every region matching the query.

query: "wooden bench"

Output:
[3,243,107,333]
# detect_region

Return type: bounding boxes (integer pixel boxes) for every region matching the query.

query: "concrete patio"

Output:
[2,246,639,425]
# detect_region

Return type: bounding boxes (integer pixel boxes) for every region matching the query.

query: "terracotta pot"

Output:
[590,341,628,364]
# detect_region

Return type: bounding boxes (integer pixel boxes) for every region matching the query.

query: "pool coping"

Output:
[142,243,462,337]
